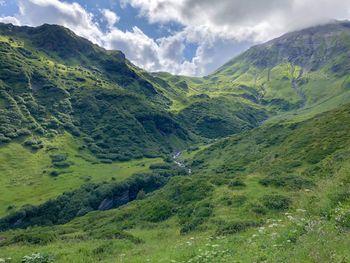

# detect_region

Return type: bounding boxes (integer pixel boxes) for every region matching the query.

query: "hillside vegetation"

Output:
[0,21,350,262]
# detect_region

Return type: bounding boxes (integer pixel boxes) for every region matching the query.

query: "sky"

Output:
[0,0,350,76]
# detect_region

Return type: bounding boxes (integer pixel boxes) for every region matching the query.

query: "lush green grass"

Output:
[0,133,162,217]
[1,104,349,262]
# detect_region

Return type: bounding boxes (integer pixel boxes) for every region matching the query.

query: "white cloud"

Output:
[1,0,350,76]
[105,26,161,71]
[123,0,350,42]
[0,16,21,25]
[101,9,119,29]
[15,0,103,45]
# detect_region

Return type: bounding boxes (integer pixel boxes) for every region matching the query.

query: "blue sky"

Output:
[1,0,349,76]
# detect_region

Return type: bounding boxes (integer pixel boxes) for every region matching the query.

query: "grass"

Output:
[1,104,350,262]
[0,133,162,216]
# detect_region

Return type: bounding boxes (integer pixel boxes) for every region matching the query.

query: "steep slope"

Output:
[201,21,350,115]
[0,23,192,159]
[0,23,196,216]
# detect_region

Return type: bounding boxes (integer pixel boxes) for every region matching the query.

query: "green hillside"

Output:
[0,21,350,263]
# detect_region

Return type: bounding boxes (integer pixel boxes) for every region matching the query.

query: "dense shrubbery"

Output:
[261,194,291,211]
[50,153,71,169]
[21,253,54,263]
[216,220,262,235]
[22,138,44,150]
[228,179,246,188]
[1,230,57,246]
[179,201,213,234]
[179,97,268,138]
[259,174,314,190]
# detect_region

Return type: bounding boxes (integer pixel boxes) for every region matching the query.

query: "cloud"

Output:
[0,16,21,25]
[0,0,215,75]
[101,9,119,29]
[17,0,103,45]
[123,0,350,42]
[105,26,161,71]
[1,0,350,76]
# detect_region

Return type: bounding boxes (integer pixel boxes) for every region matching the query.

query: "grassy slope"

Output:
[0,132,162,217]
[1,104,349,262]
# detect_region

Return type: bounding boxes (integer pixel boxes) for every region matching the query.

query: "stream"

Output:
[173,151,192,174]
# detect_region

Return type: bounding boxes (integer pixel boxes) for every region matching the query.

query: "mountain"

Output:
[204,21,350,114]
[0,21,350,262]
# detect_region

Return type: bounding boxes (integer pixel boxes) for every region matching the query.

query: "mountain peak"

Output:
[217,20,350,73]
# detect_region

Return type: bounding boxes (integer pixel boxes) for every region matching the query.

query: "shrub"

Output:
[216,220,261,235]
[228,179,246,188]
[49,170,61,177]
[143,200,174,222]
[21,253,54,263]
[259,174,314,190]
[22,138,43,150]
[250,203,268,215]
[149,163,172,170]
[180,217,205,234]
[179,201,213,234]
[50,154,67,162]
[52,161,71,168]
[3,231,57,246]
[335,208,350,229]
[231,195,247,207]
[261,194,291,211]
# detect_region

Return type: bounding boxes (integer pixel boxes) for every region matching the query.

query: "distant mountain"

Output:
[205,20,350,113]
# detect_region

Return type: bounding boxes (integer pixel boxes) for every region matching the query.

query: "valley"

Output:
[0,21,349,262]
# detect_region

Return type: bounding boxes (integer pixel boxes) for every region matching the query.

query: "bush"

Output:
[335,208,350,229]
[179,201,213,234]
[143,200,174,222]
[21,253,54,263]
[49,170,60,177]
[250,203,268,215]
[50,153,67,162]
[149,163,172,170]
[216,220,261,235]
[52,161,71,168]
[22,138,43,150]
[261,194,291,211]
[3,231,57,246]
[259,174,314,190]
[228,179,246,188]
